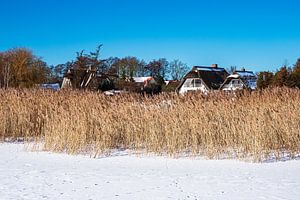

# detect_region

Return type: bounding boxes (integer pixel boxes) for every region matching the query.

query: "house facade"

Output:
[176,64,229,94]
[220,69,257,91]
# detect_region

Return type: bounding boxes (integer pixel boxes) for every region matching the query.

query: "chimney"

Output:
[211,64,218,68]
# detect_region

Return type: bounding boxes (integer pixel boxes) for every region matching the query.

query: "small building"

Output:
[220,69,257,91]
[115,76,160,94]
[61,68,117,91]
[133,76,157,88]
[176,64,229,94]
[61,68,97,89]
[133,76,160,94]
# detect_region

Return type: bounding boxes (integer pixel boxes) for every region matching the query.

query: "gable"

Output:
[234,71,257,90]
[177,66,229,92]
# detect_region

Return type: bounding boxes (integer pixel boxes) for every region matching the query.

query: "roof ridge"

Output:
[194,66,225,69]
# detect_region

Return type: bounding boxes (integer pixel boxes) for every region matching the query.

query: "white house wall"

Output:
[61,77,72,89]
[221,79,244,91]
[179,78,208,94]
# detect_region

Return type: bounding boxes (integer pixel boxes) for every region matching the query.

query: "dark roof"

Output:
[176,66,229,92]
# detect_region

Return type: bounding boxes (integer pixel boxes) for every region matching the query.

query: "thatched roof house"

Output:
[176,64,229,94]
[220,69,257,91]
[61,67,118,91]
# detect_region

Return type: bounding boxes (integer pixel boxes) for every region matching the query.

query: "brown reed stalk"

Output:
[0,87,299,161]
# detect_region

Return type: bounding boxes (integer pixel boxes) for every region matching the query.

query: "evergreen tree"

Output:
[272,66,290,87]
[257,71,273,89]
[169,59,189,80]
[290,59,300,88]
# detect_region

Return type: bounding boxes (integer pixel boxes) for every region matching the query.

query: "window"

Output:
[183,78,202,88]
[194,79,202,87]
[183,79,193,87]
[231,80,240,85]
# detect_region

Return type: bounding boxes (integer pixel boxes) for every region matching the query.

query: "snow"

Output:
[235,71,256,77]
[194,67,225,72]
[227,74,240,79]
[1,143,300,200]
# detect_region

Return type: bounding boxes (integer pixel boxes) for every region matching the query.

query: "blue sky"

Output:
[1,0,300,72]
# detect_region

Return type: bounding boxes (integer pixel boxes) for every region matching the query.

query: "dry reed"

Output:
[0,88,299,161]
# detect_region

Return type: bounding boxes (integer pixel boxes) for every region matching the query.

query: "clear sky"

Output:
[1,0,300,72]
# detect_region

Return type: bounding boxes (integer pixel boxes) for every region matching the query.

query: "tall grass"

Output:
[0,88,299,161]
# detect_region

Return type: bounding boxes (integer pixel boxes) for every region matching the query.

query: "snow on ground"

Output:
[0,143,300,200]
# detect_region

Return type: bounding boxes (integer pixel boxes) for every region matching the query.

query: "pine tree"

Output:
[272,66,290,87]
[290,59,300,88]
[257,71,273,89]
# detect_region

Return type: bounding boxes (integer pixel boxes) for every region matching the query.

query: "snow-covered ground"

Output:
[0,143,299,200]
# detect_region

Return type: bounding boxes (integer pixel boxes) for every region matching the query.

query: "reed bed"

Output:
[0,88,299,161]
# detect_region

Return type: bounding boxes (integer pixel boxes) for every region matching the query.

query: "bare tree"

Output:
[0,53,12,88]
[169,59,188,80]
[146,60,163,78]
[158,58,169,79]
[136,60,147,77]
[0,48,50,88]
[226,66,237,74]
